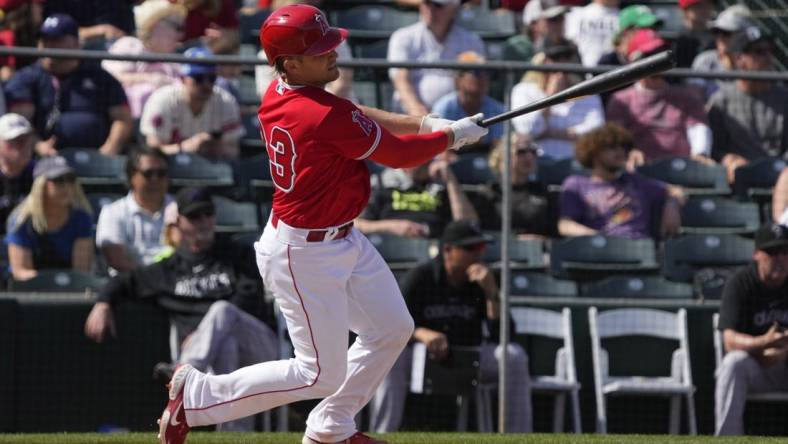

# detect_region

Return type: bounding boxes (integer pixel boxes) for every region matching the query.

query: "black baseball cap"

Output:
[441,220,493,247]
[175,186,214,217]
[728,26,771,54]
[754,223,788,254]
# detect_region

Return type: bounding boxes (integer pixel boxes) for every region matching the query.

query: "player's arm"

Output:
[357,105,423,136]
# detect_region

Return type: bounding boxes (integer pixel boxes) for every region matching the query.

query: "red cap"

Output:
[627,28,667,61]
[260,4,348,66]
[678,0,704,9]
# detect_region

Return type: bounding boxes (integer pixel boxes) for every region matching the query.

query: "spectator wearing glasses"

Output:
[84,186,277,432]
[103,0,186,118]
[690,5,754,101]
[558,123,684,240]
[606,29,711,164]
[478,133,551,236]
[5,13,133,156]
[431,51,504,152]
[0,113,36,235]
[715,223,788,435]
[388,0,485,116]
[95,147,174,275]
[707,26,788,182]
[369,220,532,433]
[140,46,244,160]
[5,155,93,280]
[511,40,604,160]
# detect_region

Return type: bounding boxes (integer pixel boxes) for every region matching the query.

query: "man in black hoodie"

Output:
[84,186,277,431]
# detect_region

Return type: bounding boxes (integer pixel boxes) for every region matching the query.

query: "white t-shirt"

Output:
[140,82,244,144]
[779,208,788,226]
[564,3,619,67]
[95,192,174,274]
[511,81,605,160]
[388,21,485,111]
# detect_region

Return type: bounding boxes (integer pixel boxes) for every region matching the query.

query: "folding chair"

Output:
[581,275,694,300]
[511,307,582,432]
[712,313,788,403]
[680,197,760,235]
[636,157,730,196]
[588,307,697,434]
[60,148,127,193]
[550,235,659,281]
[8,270,107,293]
[662,234,753,283]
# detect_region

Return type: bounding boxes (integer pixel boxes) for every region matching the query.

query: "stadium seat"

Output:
[679,197,760,235]
[86,192,123,225]
[662,234,754,283]
[581,275,694,299]
[509,271,579,298]
[484,235,546,270]
[234,154,274,203]
[8,270,107,293]
[352,38,389,59]
[238,73,260,107]
[636,157,730,196]
[713,314,788,404]
[331,5,418,39]
[449,153,494,187]
[212,195,261,234]
[538,157,590,193]
[733,156,787,201]
[455,7,516,39]
[366,233,432,274]
[549,235,659,280]
[60,148,126,193]
[167,153,234,189]
[239,9,270,44]
[511,307,581,433]
[240,111,264,155]
[588,307,697,434]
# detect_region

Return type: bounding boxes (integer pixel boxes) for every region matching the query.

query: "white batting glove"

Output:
[448,113,488,150]
[419,113,454,134]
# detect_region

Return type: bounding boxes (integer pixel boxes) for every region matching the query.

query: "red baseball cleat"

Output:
[157,364,193,444]
[302,432,389,444]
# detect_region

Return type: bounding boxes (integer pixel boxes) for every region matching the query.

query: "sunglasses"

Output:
[516,146,537,155]
[190,73,217,84]
[50,174,76,185]
[459,242,487,252]
[185,208,216,220]
[138,168,169,179]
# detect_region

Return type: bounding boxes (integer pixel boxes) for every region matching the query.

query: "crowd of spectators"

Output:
[0,0,786,437]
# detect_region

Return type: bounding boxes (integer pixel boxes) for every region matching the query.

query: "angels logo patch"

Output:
[351,110,375,137]
[315,13,330,36]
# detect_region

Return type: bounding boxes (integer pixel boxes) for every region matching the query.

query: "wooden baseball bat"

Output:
[479,50,676,128]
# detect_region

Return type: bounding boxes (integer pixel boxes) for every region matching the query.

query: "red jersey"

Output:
[259,79,381,229]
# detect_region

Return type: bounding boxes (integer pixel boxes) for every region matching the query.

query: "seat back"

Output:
[367,234,432,268]
[60,148,127,191]
[537,158,590,192]
[680,197,760,235]
[550,236,658,279]
[9,270,107,293]
[234,154,274,202]
[455,7,516,39]
[510,271,578,297]
[239,9,270,44]
[733,157,787,200]
[484,235,546,270]
[167,153,234,188]
[636,157,729,195]
[449,153,494,186]
[86,192,123,225]
[332,5,418,38]
[581,275,694,299]
[212,195,261,233]
[512,307,579,387]
[662,234,753,282]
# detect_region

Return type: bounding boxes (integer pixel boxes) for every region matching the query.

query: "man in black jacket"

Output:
[84,186,277,431]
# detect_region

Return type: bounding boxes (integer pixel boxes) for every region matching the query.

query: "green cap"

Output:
[619,5,661,30]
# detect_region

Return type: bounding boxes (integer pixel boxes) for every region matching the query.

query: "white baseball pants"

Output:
[181,217,414,442]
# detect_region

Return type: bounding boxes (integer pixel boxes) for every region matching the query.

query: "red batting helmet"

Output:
[260,4,348,66]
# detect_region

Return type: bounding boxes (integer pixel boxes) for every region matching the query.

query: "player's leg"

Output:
[305,229,414,443]
[368,345,412,433]
[480,342,533,433]
[180,227,357,427]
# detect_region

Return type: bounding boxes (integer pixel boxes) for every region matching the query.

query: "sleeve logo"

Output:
[351,110,374,137]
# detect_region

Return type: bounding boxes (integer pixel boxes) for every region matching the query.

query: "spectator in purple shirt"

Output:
[558,123,684,239]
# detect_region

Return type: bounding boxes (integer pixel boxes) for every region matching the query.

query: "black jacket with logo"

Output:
[98,240,271,343]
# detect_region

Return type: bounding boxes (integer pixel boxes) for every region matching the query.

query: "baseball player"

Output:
[157,5,488,444]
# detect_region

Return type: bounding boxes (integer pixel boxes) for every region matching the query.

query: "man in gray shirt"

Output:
[707,25,788,182]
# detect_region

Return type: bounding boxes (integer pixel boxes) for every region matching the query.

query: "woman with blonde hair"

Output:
[479,132,552,237]
[103,0,186,118]
[6,156,93,280]
[511,40,604,160]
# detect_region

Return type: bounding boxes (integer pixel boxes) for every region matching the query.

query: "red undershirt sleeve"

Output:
[367,129,449,168]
